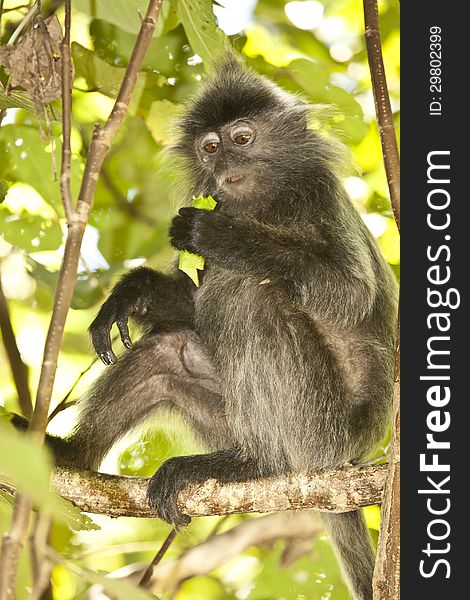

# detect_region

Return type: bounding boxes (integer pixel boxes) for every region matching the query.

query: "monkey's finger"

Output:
[99,350,117,365]
[90,323,117,364]
[116,317,132,350]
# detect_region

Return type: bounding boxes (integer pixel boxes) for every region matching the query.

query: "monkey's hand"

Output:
[89,291,150,365]
[170,207,230,255]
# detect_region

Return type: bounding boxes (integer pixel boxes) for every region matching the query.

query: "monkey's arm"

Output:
[90,267,195,364]
[171,208,374,285]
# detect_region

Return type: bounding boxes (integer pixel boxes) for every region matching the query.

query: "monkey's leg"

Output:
[322,511,375,600]
[49,330,229,470]
[147,449,275,526]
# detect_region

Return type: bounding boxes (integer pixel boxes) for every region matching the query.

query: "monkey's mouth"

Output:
[225,174,244,184]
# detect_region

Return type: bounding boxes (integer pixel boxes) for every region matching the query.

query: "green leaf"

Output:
[378,219,400,266]
[0,91,61,121]
[179,250,204,286]
[0,423,52,498]
[0,205,62,252]
[90,19,185,77]
[248,538,350,600]
[179,194,217,286]
[76,567,154,600]
[74,0,150,36]
[192,194,217,210]
[72,43,125,98]
[146,99,181,145]
[0,180,7,203]
[0,422,96,530]
[0,124,83,214]
[288,59,363,117]
[74,0,178,37]
[176,0,225,68]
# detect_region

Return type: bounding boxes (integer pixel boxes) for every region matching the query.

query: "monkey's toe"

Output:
[147,460,192,527]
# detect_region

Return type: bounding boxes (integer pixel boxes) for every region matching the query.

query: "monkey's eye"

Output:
[230,122,256,147]
[233,133,251,145]
[204,141,219,154]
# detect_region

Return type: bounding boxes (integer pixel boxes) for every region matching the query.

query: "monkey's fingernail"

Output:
[100,351,116,365]
[123,338,132,349]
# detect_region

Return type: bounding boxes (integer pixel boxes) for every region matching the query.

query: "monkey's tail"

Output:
[11,413,79,467]
[322,510,375,600]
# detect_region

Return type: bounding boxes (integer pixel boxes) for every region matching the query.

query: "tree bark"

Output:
[363,2,401,598]
[40,463,387,519]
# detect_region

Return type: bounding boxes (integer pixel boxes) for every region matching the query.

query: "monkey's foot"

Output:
[147,457,192,527]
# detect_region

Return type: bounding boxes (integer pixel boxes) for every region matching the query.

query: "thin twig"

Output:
[59,0,73,223]
[0,1,5,36]
[0,482,16,496]
[363,2,400,599]
[100,167,157,226]
[47,337,119,423]
[0,3,164,598]
[363,0,400,229]
[139,528,177,588]
[29,513,53,600]
[0,267,33,418]
[150,513,321,594]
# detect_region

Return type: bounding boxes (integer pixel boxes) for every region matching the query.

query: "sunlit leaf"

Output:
[0,124,83,214]
[179,194,217,286]
[0,91,61,121]
[364,505,382,531]
[0,180,7,203]
[146,99,181,145]
[378,219,400,265]
[0,205,62,252]
[74,0,156,36]
[247,538,350,600]
[72,42,126,98]
[176,0,225,68]
[0,421,96,530]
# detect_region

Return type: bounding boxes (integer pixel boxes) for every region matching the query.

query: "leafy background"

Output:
[0,0,399,598]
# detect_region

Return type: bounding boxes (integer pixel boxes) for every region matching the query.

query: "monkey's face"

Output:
[195,120,260,199]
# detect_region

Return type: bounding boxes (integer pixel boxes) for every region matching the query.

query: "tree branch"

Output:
[0,3,164,598]
[44,463,387,519]
[363,0,400,230]
[59,0,73,224]
[0,270,33,419]
[363,2,400,599]
[373,326,400,600]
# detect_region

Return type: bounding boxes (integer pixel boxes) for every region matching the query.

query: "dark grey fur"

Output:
[51,55,398,600]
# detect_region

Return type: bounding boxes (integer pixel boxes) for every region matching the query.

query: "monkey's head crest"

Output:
[178,53,308,140]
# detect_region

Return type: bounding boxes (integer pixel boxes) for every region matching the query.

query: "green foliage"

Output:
[0,206,62,252]
[175,0,226,67]
[0,1,399,598]
[0,419,98,531]
[0,179,8,203]
[179,194,217,286]
[247,539,350,600]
